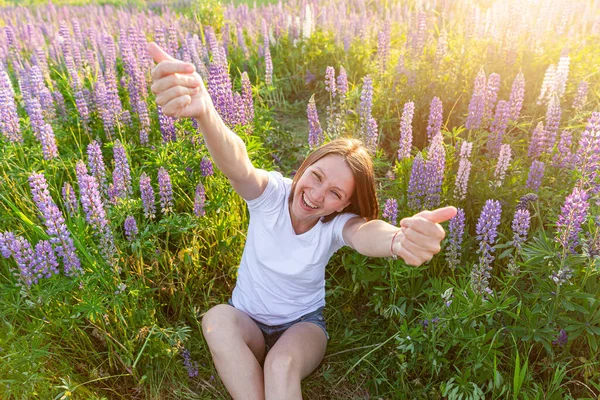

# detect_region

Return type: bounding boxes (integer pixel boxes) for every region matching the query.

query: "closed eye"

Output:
[332,191,341,199]
[312,171,321,181]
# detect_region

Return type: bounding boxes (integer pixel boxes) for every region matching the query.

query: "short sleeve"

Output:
[330,212,362,252]
[246,170,289,214]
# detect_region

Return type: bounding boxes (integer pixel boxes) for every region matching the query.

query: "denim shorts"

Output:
[228,299,329,352]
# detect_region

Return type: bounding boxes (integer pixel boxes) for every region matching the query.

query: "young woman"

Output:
[148,42,457,399]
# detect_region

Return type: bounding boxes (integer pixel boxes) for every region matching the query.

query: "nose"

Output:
[313,186,326,202]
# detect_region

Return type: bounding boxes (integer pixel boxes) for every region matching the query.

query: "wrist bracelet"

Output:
[390,229,401,260]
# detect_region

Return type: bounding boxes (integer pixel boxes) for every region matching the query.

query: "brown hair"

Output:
[289,138,379,223]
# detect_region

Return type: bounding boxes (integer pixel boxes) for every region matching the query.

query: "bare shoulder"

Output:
[342,216,367,249]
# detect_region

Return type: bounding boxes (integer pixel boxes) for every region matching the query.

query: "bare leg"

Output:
[202,304,266,399]
[263,322,327,399]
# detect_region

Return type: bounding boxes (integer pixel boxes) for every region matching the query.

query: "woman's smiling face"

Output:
[290,154,355,231]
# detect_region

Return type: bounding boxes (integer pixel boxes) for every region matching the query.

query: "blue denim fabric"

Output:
[228,298,329,352]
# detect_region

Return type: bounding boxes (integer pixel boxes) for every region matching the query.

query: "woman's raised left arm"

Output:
[343,206,457,266]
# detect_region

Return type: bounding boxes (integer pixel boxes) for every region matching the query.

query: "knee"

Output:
[201,304,235,348]
[264,351,297,380]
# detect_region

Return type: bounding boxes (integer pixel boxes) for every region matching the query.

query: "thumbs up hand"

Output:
[392,206,457,266]
[147,42,213,119]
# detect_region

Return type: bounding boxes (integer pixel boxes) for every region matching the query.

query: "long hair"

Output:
[289,138,379,223]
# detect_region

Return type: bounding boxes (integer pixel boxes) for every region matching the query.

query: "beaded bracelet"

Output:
[390,229,402,260]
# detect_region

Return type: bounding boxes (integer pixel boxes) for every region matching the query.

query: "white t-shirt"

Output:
[231,170,358,325]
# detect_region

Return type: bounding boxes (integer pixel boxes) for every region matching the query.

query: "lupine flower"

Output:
[454,158,472,201]
[181,348,199,378]
[553,131,574,168]
[575,112,600,183]
[382,198,398,226]
[194,182,206,217]
[483,73,500,125]
[158,167,174,214]
[397,101,415,160]
[0,68,22,142]
[446,208,465,270]
[307,95,323,149]
[264,46,273,85]
[487,100,510,156]
[537,64,556,105]
[359,75,373,138]
[28,172,81,275]
[543,94,562,153]
[112,140,132,201]
[434,29,448,66]
[426,97,443,143]
[554,56,570,99]
[556,186,590,253]
[572,81,588,109]
[528,122,546,159]
[241,72,254,125]
[62,182,79,217]
[11,236,35,286]
[516,193,538,212]
[508,71,525,120]
[471,200,502,296]
[366,117,378,154]
[466,69,486,130]
[525,160,545,191]
[124,216,138,241]
[424,134,445,209]
[336,66,348,104]
[139,172,156,220]
[550,266,573,286]
[377,22,390,75]
[511,209,531,252]
[200,157,214,177]
[32,240,59,283]
[158,105,176,142]
[552,329,568,347]
[493,144,511,187]
[0,231,16,258]
[407,153,427,210]
[87,140,107,194]
[324,66,336,98]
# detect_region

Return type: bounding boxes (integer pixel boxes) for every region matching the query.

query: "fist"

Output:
[147,42,213,118]
[393,206,457,267]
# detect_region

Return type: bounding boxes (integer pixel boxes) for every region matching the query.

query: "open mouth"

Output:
[301,191,318,210]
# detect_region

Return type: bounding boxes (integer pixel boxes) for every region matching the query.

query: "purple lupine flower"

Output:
[553,131,574,168]
[407,153,427,210]
[241,72,254,125]
[511,209,531,252]
[471,199,502,296]
[377,22,390,75]
[62,182,79,217]
[0,231,16,258]
[508,71,525,120]
[424,133,445,209]
[359,75,373,138]
[32,240,59,282]
[465,69,486,130]
[124,216,138,241]
[556,186,590,253]
[207,47,235,127]
[487,100,510,156]
[516,193,539,212]
[434,29,448,66]
[307,95,323,149]
[194,181,206,217]
[76,161,116,263]
[493,144,512,187]
[336,66,348,104]
[11,236,35,286]
[87,140,107,195]
[139,172,156,220]
[0,68,22,142]
[554,56,570,99]
[550,266,573,286]
[28,173,81,275]
[112,139,132,201]
[382,198,398,226]
[366,117,378,154]
[446,208,465,270]
[525,160,545,192]
[454,142,473,201]
[483,73,501,125]
[572,81,588,109]
[200,157,214,177]
[397,101,415,160]
[528,122,546,159]
[158,167,174,214]
[138,99,150,145]
[264,45,273,85]
[325,66,336,98]
[575,112,600,183]
[426,97,443,143]
[181,348,199,378]
[552,329,568,347]
[543,94,562,153]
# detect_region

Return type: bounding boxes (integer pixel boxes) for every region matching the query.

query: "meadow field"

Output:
[0,0,599,398]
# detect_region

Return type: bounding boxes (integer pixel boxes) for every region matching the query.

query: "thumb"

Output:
[147,41,176,63]
[401,206,458,226]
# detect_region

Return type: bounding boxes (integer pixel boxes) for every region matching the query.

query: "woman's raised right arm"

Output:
[147,42,268,201]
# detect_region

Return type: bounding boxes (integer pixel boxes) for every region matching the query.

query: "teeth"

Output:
[302,192,318,209]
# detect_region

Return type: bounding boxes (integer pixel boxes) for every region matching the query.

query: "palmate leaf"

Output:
[520,230,557,267]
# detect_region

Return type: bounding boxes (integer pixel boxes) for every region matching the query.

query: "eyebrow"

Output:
[314,166,348,197]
